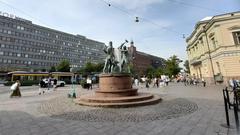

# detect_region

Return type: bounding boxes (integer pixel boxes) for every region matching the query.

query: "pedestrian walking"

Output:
[53,78,57,91]
[156,78,159,88]
[47,78,51,91]
[87,77,92,90]
[229,78,238,91]
[38,79,45,95]
[145,78,149,88]
[134,78,139,87]
[165,77,170,86]
[10,80,21,98]
[202,78,206,87]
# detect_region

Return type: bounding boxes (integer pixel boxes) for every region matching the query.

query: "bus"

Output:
[6,71,74,84]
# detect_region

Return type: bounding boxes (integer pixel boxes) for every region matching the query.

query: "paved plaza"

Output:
[0,83,239,135]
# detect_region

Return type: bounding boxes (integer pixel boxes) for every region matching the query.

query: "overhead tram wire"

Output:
[99,0,132,18]
[98,0,185,38]
[0,0,53,28]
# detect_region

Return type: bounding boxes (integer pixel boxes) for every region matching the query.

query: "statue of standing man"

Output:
[103,41,115,73]
[118,40,130,73]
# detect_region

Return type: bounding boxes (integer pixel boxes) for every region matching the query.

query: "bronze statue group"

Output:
[103,40,130,73]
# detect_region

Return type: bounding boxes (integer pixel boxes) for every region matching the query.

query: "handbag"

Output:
[10,83,18,91]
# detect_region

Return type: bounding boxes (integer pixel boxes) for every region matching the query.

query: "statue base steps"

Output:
[74,94,161,107]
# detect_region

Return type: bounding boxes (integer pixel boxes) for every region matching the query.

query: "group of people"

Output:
[38,78,58,95]
[181,76,206,87]
[133,76,170,88]
[229,78,239,90]
[9,78,59,98]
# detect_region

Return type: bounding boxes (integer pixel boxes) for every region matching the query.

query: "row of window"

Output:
[0,20,78,42]
[0,58,86,68]
[188,37,217,55]
[189,31,240,56]
[0,58,57,66]
[0,43,101,58]
[0,19,104,47]
[0,34,102,56]
[0,50,84,64]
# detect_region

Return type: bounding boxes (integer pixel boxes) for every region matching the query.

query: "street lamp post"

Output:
[203,27,216,84]
[68,67,76,98]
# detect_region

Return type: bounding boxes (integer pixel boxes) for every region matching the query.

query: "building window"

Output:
[211,38,216,50]
[233,31,240,45]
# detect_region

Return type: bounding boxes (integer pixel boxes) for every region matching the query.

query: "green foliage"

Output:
[165,55,182,77]
[41,69,47,72]
[49,66,56,72]
[183,60,190,73]
[78,62,104,75]
[95,63,104,72]
[155,68,165,77]
[146,66,156,78]
[129,63,136,75]
[142,55,182,78]
[57,60,70,72]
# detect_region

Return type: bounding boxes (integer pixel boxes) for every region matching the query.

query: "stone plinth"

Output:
[74,73,161,107]
[96,74,137,97]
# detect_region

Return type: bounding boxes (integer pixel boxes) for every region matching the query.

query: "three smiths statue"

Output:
[103,40,130,73]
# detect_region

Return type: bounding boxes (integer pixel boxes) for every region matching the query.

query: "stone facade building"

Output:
[128,41,166,76]
[0,12,105,72]
[186,11,240,84]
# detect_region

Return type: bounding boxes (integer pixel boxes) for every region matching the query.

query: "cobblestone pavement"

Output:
[0,83,239,135]
[39,97,198,122]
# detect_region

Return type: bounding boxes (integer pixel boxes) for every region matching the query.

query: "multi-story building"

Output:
[186,11,240,84]
[128,41,166,75]
[0,11,105,72]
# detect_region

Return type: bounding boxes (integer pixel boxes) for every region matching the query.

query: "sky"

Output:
[0,0,239,65]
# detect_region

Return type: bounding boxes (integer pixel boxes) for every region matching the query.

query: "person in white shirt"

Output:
[134,78,139,87]
[86,77,92,90]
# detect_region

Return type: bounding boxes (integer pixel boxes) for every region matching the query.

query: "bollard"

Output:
[233,90,239,131]
[225,87,232,109]
[223,89,230,127]
[234,90,239,111]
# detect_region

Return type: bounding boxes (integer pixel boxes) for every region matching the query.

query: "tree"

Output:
[57,60,70,72]
[165,55,182,77]
[41,68,47,72]
[155,67,165,77]
[146,66,156,79]
[78,62,104,76]
[95,63,104,72]
[85,62,95,73]
[49,66,56,72]
[129,63,136,75]
[183,60,190,73]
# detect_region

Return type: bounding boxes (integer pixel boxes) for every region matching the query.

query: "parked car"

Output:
[57,80,65,87]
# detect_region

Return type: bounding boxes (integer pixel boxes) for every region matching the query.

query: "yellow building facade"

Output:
[186,11,240,84]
